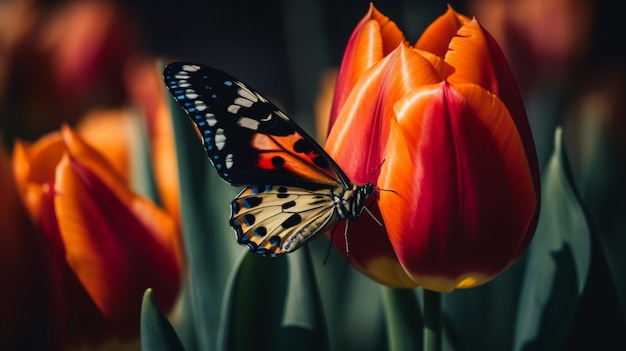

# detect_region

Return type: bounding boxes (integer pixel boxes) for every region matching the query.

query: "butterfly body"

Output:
[163,62,374,256]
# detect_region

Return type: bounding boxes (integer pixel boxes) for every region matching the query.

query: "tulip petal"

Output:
[326,44,441,183]
[12,133,65,184]
[0,145,32,272]
[446,19,541,244]
[329,203,417,288]
[329,4,404,128]
[379,82,536,291]
[54,129,181,335]
[60,126,128,194]
[61,126,183,252]
[126,59,181,225]
[0,143,55,347]
[359,255,418,288]
[76,108,132,182]
[415,5,470,58]
[325,45,444,288]
[413,48,454,80]
[12,134,66,221]
[446,19,510,97]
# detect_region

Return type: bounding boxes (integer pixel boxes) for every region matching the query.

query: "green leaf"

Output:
[578,119,626,323]
[217,250,288,351]
[127,108,161,204]
[165,59,243,350]
[308,237,387,350]
[442,258,527,351]
[279,249,329,351]
[382,287,422,351]
[141,289,185,351]
[512,127,591,350]
[217,246,329,351]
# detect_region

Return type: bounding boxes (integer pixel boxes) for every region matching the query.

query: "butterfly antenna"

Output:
[375,187,401,197]
[367,159,386,184]
[367,159,401,197]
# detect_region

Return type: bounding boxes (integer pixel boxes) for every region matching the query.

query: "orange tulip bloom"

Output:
[8,126,182,346]
[325,5,540,291]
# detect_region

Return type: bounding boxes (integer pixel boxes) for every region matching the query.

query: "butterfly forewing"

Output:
[230,185,341,257]
[163,63,349,189]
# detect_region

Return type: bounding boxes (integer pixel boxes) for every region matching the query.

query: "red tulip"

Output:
[9,126,182,346]
[324,5,540,291]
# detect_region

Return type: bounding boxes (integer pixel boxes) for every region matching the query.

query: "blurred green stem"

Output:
[423,289,441,351]
[382,287,422,351]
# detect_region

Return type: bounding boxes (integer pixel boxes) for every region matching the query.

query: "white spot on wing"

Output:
[205,113,217,126]
[195,100,207,111]
[228,105,241,114]
[182,64,200,72]
[234,97,254,107]
[185,89,198,99]
[235,83,258,102]
[237,117,260,130]
[225,154,234,169]
[215,128,226,150]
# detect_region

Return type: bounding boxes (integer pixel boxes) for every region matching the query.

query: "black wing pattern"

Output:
[163,62,350,189]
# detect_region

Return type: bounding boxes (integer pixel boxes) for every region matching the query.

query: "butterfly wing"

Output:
[163,62,350,190]
[230,185,341,256]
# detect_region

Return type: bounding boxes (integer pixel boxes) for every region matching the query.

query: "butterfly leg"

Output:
[361,206,383,227]
[323,224,339,265]
[344,220,350,260]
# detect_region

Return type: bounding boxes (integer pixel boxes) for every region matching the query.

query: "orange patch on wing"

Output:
[249,235,282,255]
[251,133,339,185]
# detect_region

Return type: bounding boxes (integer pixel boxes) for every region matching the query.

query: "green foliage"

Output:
[218,249,328,351]
[513,128,591,350]
[141,289,185,351]
[382,287,422,351]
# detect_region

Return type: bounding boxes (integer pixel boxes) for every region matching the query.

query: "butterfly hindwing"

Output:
[163,62,349,189]
[230,185,341,257]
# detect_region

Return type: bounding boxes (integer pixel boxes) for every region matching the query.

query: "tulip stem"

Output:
[423,289,442,351]
[381,287,422,351]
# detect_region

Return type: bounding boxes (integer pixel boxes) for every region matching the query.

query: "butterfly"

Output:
[163,62,375,257]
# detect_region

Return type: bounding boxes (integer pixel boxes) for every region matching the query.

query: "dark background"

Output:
[121,0,463,129]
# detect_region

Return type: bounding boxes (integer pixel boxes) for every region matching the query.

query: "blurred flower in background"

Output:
[467,0,597,169]
[7,127,181,348]
[0,142,53,349]
[324,4,540,292]
[0,0,183,349]
[0,0,139,141]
